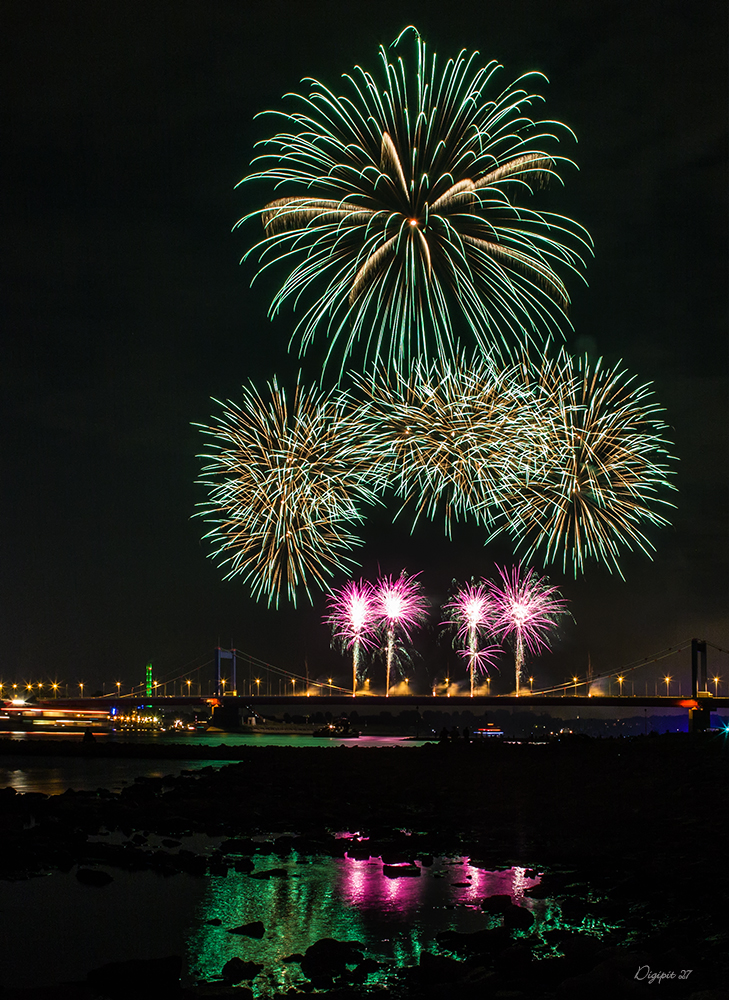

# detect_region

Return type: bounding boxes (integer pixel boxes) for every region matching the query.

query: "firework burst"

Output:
[374,571,429,695]
[195,379,380,607]
[487,563,569,694]
[354,355,544,535]
[497,351,677,576]
[325,579,378,696]
[238,26,591,374]
[442,582,500,696]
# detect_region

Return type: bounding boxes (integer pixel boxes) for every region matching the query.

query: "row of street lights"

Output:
[2,673,724,700]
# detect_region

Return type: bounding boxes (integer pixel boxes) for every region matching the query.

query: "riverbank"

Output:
[1,733,727,998]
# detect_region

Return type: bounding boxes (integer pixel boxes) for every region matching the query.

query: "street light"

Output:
[529,676,534,693]
[291,679,296,695]
[664,675,671,696]
[328,678,332,696]
[573,676,578,696]
[713,675,721,696]
[186,679,192,696]
[255,678,260,696]
[617,675,624,696]
[116,681,121,696]
[79,683,84,697]
[52,682,59,698]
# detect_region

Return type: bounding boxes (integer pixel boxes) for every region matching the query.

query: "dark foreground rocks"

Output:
[0,734,727,998]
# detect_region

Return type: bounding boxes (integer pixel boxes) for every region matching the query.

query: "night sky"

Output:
[3,0,727,695]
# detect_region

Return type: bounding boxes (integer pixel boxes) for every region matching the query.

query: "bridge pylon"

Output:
[214,647,237,698]
[690,638,712,733]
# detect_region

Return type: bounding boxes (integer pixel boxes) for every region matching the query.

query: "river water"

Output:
[0,732,426,795]
[0,841,590,995]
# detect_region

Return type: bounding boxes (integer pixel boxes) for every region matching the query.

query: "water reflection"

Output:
[187,855,544,996]
[0,759,226,795]
[340,856,540,910]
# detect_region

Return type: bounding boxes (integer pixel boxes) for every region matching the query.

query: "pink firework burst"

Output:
[374,572,428,695]
[442,583,500,695]
[325,579,378,695]
[487,564,569,694]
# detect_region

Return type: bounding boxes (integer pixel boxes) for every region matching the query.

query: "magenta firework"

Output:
[325,579,378,696]
[442,583,499,696]
[374,572,429,696]
[487,564,569,694]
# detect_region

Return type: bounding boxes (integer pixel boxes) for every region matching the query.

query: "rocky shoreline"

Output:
[1,734,727,999]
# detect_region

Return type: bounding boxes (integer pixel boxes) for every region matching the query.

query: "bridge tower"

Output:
[214,647,237,697]
[689,639,711,733]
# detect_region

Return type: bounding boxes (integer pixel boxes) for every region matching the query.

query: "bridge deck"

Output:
[37,694,729,710]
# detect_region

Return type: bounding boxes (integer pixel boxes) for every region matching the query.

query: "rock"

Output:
[437,926,510,955]
[418,950,465,984]
[493,942,533,975]
[502,903,535,930]
[480,893,513,913]
[233,857,254,873]
[219,838,255,855]
[227,920,265,938]
[383,863,420,878]
[221,957,263,982]
[345,844,372,860]
[76,868,113,886]
[249,866,288,879]
[87,954,181,999]
[300,938,365,979]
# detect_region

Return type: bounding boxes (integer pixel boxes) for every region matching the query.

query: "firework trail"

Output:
[496,351,677,576]
[238,26,591,375]
[486,563,569,694]
[195,379,381,607]
[373,571,429,695]
[442,582,500,696]
[325,579,378,696]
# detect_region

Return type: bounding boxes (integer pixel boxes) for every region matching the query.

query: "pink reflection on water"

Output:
[459,864,539,903]
[339,856,540,913]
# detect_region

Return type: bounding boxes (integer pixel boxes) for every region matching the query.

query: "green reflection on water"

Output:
[186,854,550,995]
[187,863,367,996]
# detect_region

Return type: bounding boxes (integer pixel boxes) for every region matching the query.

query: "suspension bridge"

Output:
[11,637,727,734]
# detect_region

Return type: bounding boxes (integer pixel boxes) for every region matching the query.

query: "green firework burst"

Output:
[238,26,592,375]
